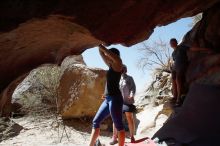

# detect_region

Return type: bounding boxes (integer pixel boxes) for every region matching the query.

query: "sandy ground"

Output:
[0,104,168,146]
[0,115,131,146]
[136,104,168,138]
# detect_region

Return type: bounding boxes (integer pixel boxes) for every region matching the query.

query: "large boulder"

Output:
[12,65,61,114]
[58,56,106,119]
[9,55,106,118]
[8,55,105,118]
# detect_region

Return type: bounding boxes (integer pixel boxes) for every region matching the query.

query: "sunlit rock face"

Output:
[12,65,61,114]
[8,55,106,119]
[58,56,106,119]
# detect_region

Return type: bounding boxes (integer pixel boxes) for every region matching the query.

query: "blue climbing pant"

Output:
[92,95,124,131]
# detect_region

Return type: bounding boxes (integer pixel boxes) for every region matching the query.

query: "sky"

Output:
[82,17,193,93]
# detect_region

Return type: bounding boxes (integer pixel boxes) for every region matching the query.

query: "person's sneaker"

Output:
[131,136,135,143]
[109,140,118,145]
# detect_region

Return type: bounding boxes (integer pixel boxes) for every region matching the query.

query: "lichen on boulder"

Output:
[12,65,61,114]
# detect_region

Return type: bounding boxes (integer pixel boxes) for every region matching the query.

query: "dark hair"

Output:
[109,48,120,56]
[170,38,178,43]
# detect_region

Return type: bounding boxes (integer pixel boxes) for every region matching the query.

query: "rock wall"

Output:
[153,3,220,145]
[0,16,102,115]
[0,0,219,45]
[0,15,102,93]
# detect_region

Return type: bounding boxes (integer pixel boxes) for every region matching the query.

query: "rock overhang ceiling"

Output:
[1,0,219,46]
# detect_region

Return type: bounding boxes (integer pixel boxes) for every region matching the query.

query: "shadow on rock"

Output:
[0,117,23,142]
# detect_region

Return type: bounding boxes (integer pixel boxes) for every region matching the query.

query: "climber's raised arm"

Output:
[99,44,122,72]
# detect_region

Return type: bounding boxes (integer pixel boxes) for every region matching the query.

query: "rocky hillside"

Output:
[134,70,173,138]
[135,71,172,109]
